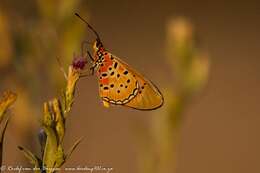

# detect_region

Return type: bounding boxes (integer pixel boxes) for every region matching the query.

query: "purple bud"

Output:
[38,128,46,156]
[72,56,87,70]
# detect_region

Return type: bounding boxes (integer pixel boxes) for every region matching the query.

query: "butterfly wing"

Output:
[115,56,164,110]
[97,52,164,110]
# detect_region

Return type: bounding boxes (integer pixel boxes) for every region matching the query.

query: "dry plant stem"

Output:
[138,18,209,173]
[63,66,80,116]
[19,65,83,173]
[160,18,209,173]
[0,4,86,169]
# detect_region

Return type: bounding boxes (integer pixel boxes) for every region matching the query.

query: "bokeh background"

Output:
[0,0,260,173]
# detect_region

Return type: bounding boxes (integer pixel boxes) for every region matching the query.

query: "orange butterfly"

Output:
[75,13,164,110]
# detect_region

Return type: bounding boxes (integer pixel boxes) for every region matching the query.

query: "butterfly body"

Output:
[75,13,163,110]
[91,41,164,110]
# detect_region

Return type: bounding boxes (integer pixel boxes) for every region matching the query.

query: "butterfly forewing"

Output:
[96,51,163,110]
[98,62,138,104]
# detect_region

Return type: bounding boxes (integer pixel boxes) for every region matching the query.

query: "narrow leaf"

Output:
[42,126,58,172]
[0,91,17,123]
[0,118,9,170]
[17,146,41,173]
[54,145,65,168]
[65,137,83,162]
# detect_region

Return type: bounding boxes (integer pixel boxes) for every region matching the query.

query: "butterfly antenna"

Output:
[75,13,101,40]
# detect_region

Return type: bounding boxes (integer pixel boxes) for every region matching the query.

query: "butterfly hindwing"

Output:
[96,52,164,110]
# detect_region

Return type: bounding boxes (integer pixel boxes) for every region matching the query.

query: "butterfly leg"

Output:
[78,62,96,78]
[79,73,92,78]
[81,40,91,57]
[77,51,96,78]
[87,51,94,62]
[79,66,95,78]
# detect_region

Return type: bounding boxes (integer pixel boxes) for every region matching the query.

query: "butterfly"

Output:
[75,13,164,110]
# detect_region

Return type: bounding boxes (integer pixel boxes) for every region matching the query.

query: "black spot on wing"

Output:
[114,62,118,69]
[102,73,108,77]
[102,81,139,105]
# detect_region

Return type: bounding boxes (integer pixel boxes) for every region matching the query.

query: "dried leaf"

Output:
[0,91,17,123]
[54,145,65,168]
[52,99,65,143]
[0,118,9,168]
[43,102,53,127]
[17,146,41,173]
[43,126,58,171]
[65,137,83,162]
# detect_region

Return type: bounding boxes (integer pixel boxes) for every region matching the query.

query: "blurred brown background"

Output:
[1,0,260,173]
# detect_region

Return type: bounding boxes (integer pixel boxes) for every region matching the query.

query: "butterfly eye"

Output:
[95,39,103,48]
[95,42,99,48]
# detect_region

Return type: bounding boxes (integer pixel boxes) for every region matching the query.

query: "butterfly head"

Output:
[75,13,104,60]
[92,39,105,62]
